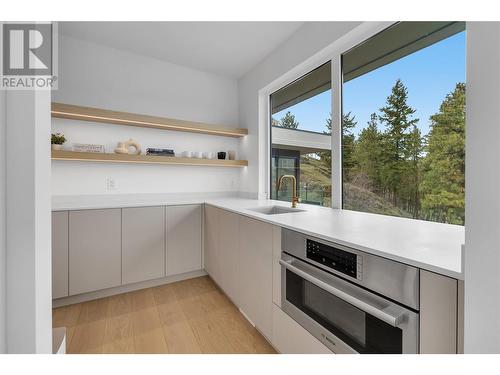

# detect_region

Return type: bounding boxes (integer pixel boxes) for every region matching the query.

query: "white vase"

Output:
[115,139,141,154]
[51,144,63,151]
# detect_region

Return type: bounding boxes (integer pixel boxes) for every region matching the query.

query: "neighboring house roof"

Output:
[271,126,331,154]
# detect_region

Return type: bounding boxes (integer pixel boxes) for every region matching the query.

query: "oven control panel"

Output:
[306,239,362,280]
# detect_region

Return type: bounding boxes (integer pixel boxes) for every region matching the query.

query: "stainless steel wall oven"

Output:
[280,229,419,354]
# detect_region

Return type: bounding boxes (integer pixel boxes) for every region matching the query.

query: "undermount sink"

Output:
[247,205,306,215]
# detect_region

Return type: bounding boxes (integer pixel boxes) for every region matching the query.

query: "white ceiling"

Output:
[59,22,304,78]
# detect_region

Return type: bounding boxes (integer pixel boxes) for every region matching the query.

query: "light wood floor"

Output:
[52,276,276,354]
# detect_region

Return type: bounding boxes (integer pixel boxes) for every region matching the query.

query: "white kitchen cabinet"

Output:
[238,215,274,340]
[122,206,165,284]
[420,269,458,353]
[204,204,220,284]
[272,304,333,354]
[69,209,122,295]
[218,209,240,305]
[52,211,69,299]
[272,226,282,307]
[457,279,464,354]
[167,204,202,275]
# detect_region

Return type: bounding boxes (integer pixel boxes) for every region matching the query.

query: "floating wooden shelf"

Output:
[51,102,248,138]
[51,150,248,167]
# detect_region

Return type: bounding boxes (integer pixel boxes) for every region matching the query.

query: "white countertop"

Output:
[52,194,465,279]
[51,192,239,211]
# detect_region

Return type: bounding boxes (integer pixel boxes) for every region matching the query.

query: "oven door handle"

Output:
[279,259,404,327]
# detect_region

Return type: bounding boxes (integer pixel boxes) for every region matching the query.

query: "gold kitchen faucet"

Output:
[277,175,299,208]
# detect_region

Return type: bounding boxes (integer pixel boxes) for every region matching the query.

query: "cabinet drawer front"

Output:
[122,206,165,284]
[69,209,122,295]
[272,304,333,354]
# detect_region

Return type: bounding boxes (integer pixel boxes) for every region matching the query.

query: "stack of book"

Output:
[146,148,175,156]
[72,143,105,153]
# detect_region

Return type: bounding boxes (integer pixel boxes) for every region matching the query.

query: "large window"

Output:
[342,22,466,225]
[270,62,332,207]
[268,22,465,225]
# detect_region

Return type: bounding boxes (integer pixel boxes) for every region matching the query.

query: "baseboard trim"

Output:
[52,269,207,308]
[208,275,277,352]
[239,308,256,327]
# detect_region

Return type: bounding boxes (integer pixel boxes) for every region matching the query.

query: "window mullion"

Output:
[332,55,343,209]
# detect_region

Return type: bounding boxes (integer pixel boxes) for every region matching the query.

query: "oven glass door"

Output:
[281,255,418,354]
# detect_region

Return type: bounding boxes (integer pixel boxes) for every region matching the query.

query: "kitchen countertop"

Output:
[51,192,240,211]
[52,194,465,279]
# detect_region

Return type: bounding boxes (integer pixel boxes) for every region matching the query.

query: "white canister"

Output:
[228,150,237,160]
[194,151,203,159]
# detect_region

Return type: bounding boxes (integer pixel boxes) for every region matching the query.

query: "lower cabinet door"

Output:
[272,226,282,307]
[218,209,240,305]
[419,270,458,353]
[166,204,202,275]
[122,206,166,284]
[69,209,122,295]
[52,211,69,299]
[272,304,333,354]
[204,205,221,284]
[239,216,273,340]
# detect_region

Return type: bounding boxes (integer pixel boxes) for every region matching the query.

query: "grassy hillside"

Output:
[300,158,331,206]
[343,183,413,218]
[300,154,411,218]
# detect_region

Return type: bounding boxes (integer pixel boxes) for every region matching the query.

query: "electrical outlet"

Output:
[106,178,117,190]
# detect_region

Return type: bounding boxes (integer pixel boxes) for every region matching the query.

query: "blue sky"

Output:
[273,31,466,137]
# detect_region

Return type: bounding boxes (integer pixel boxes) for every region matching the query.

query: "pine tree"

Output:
[420,83,465,225]
[324,111,357,136]
[379,79,419,159]
[341,112,358,181]
[406,125,424,217]
[379,79,420,206]
[279,111,299,129]
[322,112,357,178]
[354,113,384,192]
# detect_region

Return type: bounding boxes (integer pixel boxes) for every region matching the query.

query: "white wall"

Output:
[0,87,6,353]
[6,90,52,353]
[52,35,241,196]
[464,22,500,353]
[238,22,361,197]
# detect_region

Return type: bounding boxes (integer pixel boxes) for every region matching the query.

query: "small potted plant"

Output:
[51,133,66,151]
